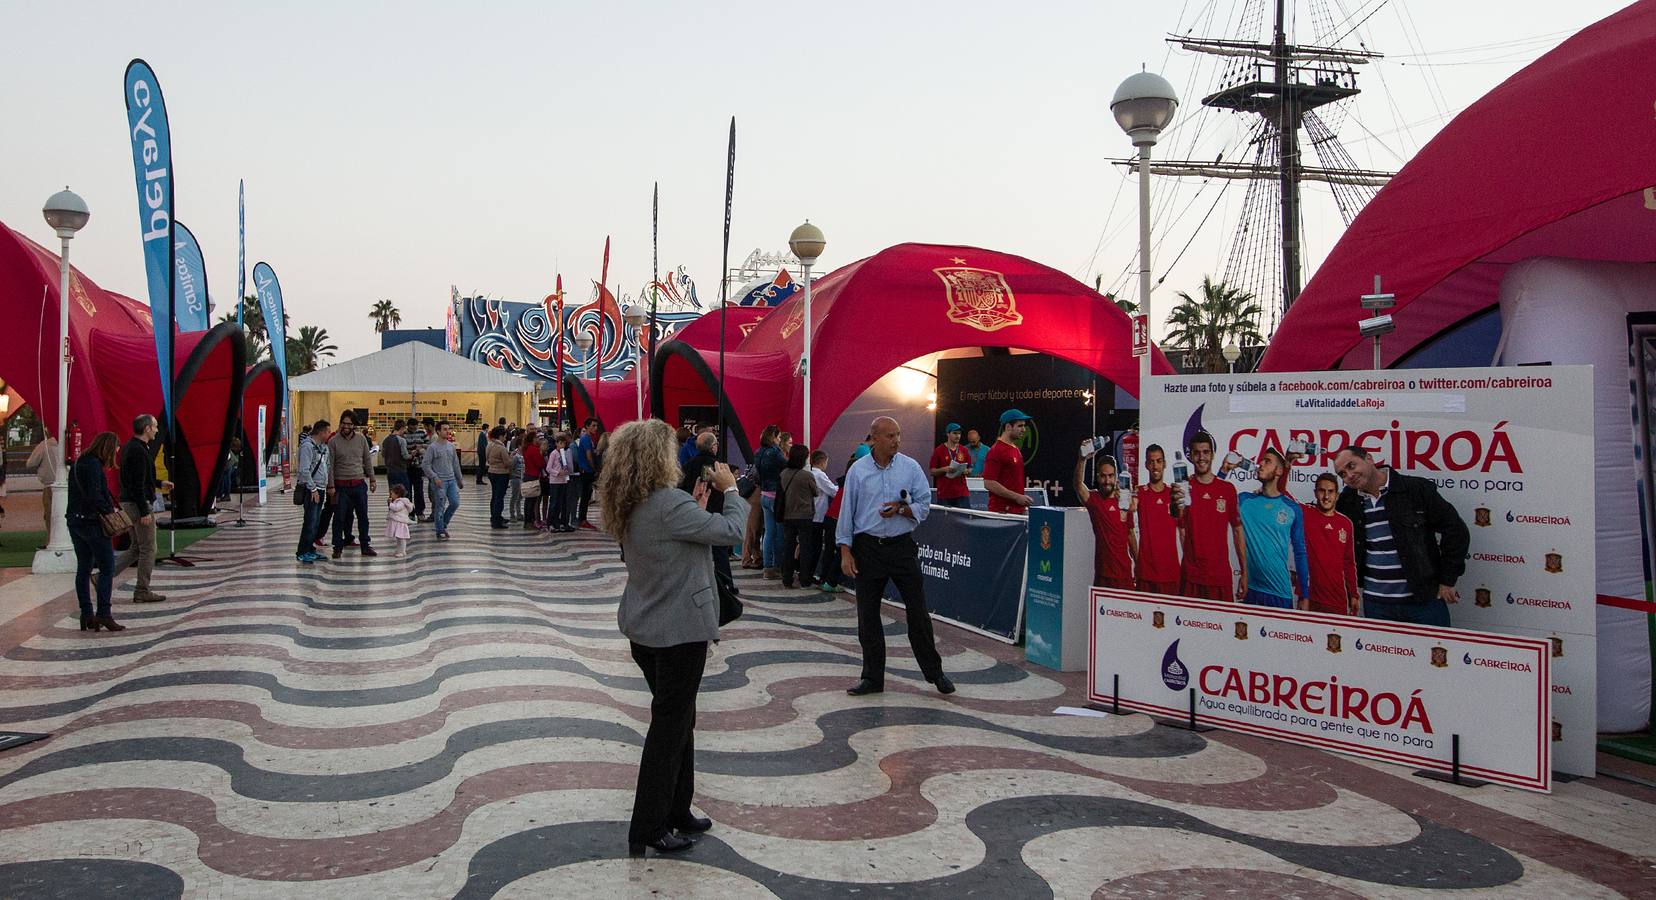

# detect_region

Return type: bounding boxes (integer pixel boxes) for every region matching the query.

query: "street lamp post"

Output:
[1112,70,1178,485]
[1223,341,1241,374]
[574,333,595,380]
[623,303,647,421]
[788,221,826,449]
[34,188,89,575]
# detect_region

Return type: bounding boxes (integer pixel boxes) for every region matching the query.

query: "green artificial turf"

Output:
[0,526,220,570]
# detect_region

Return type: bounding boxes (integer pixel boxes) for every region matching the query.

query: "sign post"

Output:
[256,405,268,505]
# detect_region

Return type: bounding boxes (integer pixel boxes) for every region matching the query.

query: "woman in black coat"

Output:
[67,431,126,632]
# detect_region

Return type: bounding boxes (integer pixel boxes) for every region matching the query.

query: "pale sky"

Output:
[1,0,1627,362]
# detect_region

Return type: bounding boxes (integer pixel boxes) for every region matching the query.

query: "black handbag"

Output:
[715,566,743,626]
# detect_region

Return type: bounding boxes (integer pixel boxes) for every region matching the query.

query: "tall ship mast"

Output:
[1116,0,1397,332]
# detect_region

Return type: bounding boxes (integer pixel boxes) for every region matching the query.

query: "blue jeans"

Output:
[297,489,323,556]
[1365,596,1451,627]
[433,478,461,534]
[334,481,372,550]
[761,493,780,568]
[68,518,114,618]
[1243,588,1294,609]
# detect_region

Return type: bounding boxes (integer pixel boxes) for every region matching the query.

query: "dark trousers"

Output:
[334,482,372,550]
[780,518,815,586]
[937,496,971,509]
[548,482,570,528]
[409,468,426,518]
[575,471,595,523]
[1365,596,1451,627]
[488,473,509,525]
[628,640,707,844]
[851,533,944,685]
[68,518,114,618]
[297,490,323,556]
[816,517,843,587]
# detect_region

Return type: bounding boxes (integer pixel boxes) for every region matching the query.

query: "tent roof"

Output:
[1261,0,1656,372]
[290,341,532,393]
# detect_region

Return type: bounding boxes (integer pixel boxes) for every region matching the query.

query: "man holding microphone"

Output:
[838,416,954,697]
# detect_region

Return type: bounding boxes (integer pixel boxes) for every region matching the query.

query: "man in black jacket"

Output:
[120,414,173,603]
[679,430,736,591]
[1333,446,1470,627]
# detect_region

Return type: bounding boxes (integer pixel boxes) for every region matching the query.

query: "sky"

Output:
[0,0,1629,362]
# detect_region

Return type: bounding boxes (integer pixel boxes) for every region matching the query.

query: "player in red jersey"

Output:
[1134,444,1181,594]
[1178,431,1247,602]
[982,409,1033,515]
[1302,472,1361,615]
[1075,443,1135,589]
[928,423,973,509]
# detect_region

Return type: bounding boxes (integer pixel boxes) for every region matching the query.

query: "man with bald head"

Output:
[836,416,953,697]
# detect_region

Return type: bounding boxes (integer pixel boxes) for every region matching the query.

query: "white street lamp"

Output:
[35,187,90,575]
[788,221,826,449]
[1223,341,1241,374]
[573,332,595,381]
[623,303,648,420]
[1112,70,1177,485]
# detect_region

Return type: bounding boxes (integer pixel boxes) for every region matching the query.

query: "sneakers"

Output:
[132,589,168,603]
[578,522,597,530]
[297,551,322,564]
[762,568,781,580]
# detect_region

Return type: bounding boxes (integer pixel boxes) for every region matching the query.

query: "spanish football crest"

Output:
[1552,720,1563,742]
[1325,633,1342,654]
[1550,635,1564,658]
[1233,621,1248,640]
[1039,524,1052,551]
[1430,645,1448,668]
[1475,587,1492,608]
[1544,550,1563,573]
[935,265,1022,332]
[1474,505,1491,527]
[1152,610,1165,629]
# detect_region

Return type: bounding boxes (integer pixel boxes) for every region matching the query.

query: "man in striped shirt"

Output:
[1333,446,1469,627]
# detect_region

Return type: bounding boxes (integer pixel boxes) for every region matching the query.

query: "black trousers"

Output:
[409,467,426,517]
[334,482,371,550]
[488,473,509,525]
[780,518,815,586]
[576,471,595,522]
[851,533,944,685]
[628,640,707,844]
[816,517,843,587]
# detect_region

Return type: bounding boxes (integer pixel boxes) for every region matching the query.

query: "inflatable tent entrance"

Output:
[1260,2,1656,733]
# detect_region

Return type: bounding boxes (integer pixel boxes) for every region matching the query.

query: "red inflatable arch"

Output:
[651,243,1173,458]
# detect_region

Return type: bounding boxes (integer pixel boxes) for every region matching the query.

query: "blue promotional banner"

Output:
[172,220,210,332]
[251,261,287,427]
[883,507,1028,641]
[237,179,245,329]
[1024,506,1066,668]
[123,58,175,420]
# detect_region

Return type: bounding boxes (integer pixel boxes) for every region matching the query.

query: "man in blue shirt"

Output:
[573,418,599,530]
[964,429,989,476]
[1237,448,1309,609]
[837,416,953,697]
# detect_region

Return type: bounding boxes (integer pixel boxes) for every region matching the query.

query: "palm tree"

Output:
[285,325,338,376]
[1163,276,1265,374]
[369,299,401,333]
[1094,276,1137,317]
[217,295,292,363]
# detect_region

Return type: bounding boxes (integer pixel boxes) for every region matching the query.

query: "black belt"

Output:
[854,533,914,547]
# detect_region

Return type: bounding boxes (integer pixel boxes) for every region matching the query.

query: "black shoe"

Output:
[669,814,713,834]
[628,832,694,857]
[931,674,957,695]
[360,547,378,558]
[79,616,94,631]
[847,679,884,696]
[332,548,343,559]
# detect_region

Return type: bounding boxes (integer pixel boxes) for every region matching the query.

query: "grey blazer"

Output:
[617,486,748,647]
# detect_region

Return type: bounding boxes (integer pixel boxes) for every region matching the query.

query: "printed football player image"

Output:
[1303,472,1361,615]
[1236,448,1309,609]
[1178,431,1247,602]
[1075,443,1135,589]
[1135,444,1181,595]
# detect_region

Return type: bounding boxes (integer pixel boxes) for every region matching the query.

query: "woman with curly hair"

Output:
[598,418,747,857]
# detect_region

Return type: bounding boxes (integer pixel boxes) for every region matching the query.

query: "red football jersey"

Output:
[982,440,1026,514]
[1135,484,1180,582]
[1085,492,1133,587]
[929,443,971,499]
[1303,505,1359,613]
[1181,477,1239,586]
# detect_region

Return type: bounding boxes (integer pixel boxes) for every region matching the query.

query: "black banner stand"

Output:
[1413,734,1490,788]
[1088,676,1213,732]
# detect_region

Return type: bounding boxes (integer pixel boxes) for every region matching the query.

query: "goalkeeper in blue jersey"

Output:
[1237,448,1309,609]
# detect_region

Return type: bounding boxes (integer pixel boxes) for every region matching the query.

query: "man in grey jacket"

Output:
[327,412,378,558]
[296,420,331,563]
[424,421,463,540]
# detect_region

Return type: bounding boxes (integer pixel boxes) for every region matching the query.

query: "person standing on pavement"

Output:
[407,418,432,522]
[928,423,972,509]
[754,424,786,579]
[295,419,331,564]
[546,432,574,532]
[382,420,411,507]
[486,426,512,529]
[327,412,378,558]
[778,443,819,589]
[522,428,546,529]
[604,418,747,857]
[981,409,1034,515]
[573,419,601,529]
[475,426,489,485]
[425,421,462,540]
[26,435,59,539]
[964,429,988,476]
[837,416,953,697]
[68,432,126,632]
[119,414,173,603]
[679,429,736,589]
[1334,446,1469,626]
